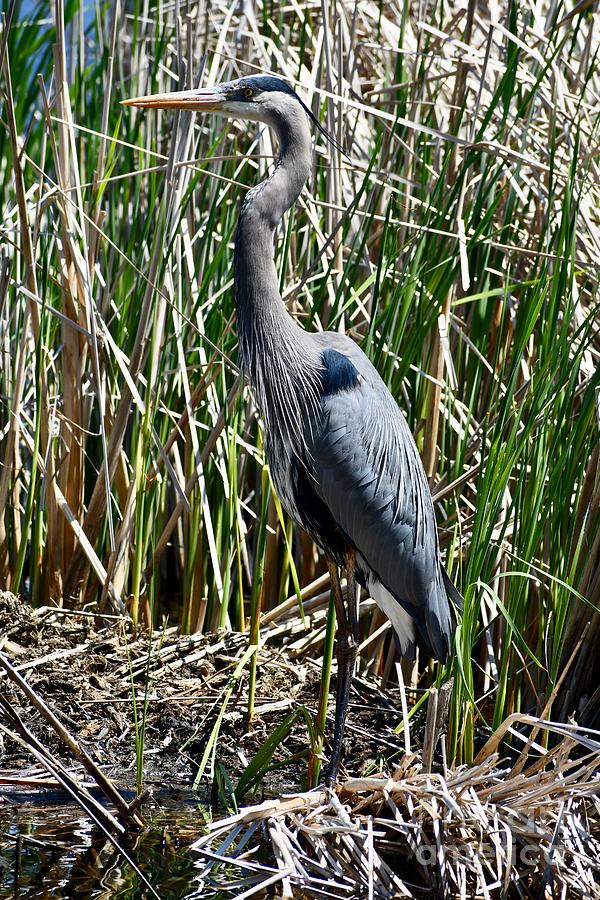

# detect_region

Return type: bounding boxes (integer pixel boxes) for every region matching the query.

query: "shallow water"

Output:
[0,789,251,899]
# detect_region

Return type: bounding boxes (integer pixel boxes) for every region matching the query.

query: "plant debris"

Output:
[0,593,408,793]
[195,723,600,898]
[4,592,600,897]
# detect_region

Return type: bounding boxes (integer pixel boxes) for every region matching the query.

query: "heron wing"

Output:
[305,333,457,661]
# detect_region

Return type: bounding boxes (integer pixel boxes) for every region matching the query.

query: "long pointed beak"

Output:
[122,88,225,110]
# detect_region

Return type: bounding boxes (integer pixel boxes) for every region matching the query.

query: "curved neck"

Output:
[234,100,313,373]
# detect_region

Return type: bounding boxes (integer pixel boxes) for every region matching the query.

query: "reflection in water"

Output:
[0,794,229,899]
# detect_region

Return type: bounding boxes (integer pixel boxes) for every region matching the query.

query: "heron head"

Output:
[123,74,345,155]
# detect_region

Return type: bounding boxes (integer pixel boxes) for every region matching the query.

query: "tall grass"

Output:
[1,0,599,767]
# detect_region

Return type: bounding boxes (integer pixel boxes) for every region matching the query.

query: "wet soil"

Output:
[0,592,410,795]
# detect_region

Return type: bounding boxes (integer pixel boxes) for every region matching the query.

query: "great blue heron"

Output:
[124,74,462,784]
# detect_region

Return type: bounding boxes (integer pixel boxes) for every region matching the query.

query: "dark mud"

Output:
[0,592,410,795]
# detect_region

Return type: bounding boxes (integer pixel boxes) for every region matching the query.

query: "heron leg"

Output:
[325,551,360,786]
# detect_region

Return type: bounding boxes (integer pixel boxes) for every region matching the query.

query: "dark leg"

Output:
[325,552,360,786]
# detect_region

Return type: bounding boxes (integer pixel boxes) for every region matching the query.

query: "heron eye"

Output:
[244,88,254,98]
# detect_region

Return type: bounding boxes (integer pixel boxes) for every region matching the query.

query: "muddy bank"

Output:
[0,592,408,794]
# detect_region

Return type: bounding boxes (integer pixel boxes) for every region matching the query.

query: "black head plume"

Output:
[298,95,350,161]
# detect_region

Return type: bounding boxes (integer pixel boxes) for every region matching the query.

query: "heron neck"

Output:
[234,104,314,377]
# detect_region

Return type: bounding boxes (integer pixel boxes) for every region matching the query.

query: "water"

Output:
[0,790,244,899]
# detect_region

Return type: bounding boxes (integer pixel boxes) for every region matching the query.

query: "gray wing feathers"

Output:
[307,334,457,660]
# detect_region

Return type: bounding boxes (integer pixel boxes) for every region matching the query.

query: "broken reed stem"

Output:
[0,651,143,828]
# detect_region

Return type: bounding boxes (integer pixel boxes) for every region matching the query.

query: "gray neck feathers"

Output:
[234,97,322,457]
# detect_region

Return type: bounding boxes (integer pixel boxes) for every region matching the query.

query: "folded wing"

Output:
[305,334,458,661]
